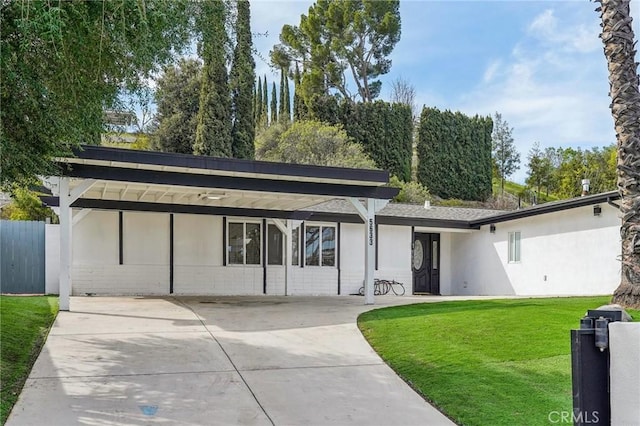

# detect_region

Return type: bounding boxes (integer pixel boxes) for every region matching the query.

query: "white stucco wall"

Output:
[173,214,222,294]
[339,223,412,295]
[72,210,171,295]
[450,204,620,296]
[439,232,452,295]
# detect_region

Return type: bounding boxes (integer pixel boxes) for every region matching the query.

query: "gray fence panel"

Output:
[0,220,46,294]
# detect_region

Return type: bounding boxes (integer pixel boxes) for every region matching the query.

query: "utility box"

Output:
[571,310,623,426]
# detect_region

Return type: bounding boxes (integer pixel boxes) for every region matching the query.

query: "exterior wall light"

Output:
[593,205,602,216]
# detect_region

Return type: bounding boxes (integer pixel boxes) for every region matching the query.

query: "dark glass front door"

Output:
[413,233,440,294]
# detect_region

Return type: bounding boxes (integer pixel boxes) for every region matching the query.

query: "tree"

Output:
[152,59,202,154]
[525,142,553,196]
[230,0,256,159]
[194,0,232,157]
[262,76,269,127]
[255,123,290,160]
[275,0,401,103]
[389,76,418,120]
[293,63,308,121]
[257,121,377,169]
[492,113,521,194]
[271,82,278,124]
[388,176,431,204]
[417,107,493,201]
[255,77,264,127]
[1,0,192,187]
[340,101,413,181]
[0,187,58,223]
[597,0,640,308]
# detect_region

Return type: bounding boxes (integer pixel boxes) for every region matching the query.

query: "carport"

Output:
[43,146,397,310]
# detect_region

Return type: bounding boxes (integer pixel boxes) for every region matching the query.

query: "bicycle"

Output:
[358,278,405,296]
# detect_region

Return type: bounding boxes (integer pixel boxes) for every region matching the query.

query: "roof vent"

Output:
[424,200,431,210]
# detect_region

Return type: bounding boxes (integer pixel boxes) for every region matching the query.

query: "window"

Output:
[305,225,336,267]
[267,224,283,265]
[508,231,521,263]
[292,227,299,266]
[432,240,438,270]
[228,221,261,265]
[322,226,335,266]
[305,226,320,266]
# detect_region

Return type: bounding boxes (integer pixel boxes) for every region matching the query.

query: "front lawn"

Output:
[0,296,58,424]
[358,297,640,426]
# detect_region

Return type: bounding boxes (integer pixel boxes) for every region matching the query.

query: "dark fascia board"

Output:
[377,215,480,229]
[471,191,621,226]
[62,164,399,199]
[41,196,319,221]
[70,145,390,184]
[303,212,364,224]
[41,195,477,230]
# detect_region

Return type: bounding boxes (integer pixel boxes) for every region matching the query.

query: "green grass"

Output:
[358,297,640,426]
[0,296,58,424]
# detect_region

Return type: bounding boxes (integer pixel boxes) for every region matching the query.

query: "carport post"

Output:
[59,177,71,311]
[349,198,386,305]
[57,177,96,311]
[363,198,375,305]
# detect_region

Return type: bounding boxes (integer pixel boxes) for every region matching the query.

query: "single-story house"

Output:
[42,146,622,311]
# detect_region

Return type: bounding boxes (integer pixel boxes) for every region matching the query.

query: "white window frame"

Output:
[508,231,521,263]
[227,220,262,266]
[304,223,337,267]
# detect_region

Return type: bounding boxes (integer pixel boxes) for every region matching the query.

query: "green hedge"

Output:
[417,107,492,201]
[309,96,413,181]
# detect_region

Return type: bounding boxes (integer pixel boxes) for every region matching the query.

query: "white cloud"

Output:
[483,60,501,84]
[456,8,613,183]
[527,9,599,53]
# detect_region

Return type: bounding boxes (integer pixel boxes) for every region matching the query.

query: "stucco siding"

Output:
[72,264,169,295]
[72,210,171,295]
[451,204,620,296]
[289,267,339,295]
[72,210,119,266]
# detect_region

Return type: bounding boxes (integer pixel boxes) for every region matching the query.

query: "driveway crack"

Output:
[172,297,276,426]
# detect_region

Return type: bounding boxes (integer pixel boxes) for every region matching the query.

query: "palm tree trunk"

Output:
[598,0,640,308]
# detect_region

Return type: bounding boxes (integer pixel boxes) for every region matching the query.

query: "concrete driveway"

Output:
[7,296,455,425]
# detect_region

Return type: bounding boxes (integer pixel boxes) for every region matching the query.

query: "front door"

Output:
[413,233,440,295]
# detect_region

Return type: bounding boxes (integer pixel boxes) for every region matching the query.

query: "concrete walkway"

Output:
[7,295,457,425]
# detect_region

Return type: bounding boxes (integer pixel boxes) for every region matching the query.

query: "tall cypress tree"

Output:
[194,0,231,157]
[262,75,268,127]
[293,63,306,121]
[271,81,278,124]
[283,72,291,123]
[256,77,263,127]
[279,70,286,122]
[253,84,257,124]
[230,0,255,159]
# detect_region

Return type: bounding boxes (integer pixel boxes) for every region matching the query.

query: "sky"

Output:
[249,0,640,183]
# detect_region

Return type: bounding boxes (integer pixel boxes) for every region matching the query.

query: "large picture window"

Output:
[305,225,336,267]
[508,231,521,263]
[267,224,283,265]
[292,227,299,266]
[228,221,261,265]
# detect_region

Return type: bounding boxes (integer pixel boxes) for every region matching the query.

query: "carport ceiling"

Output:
[53,146,398,214]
